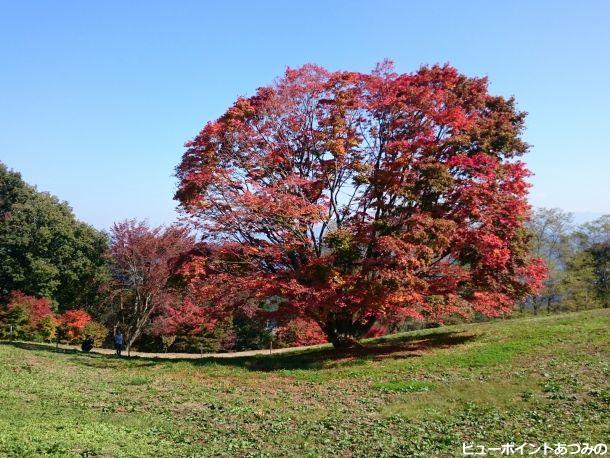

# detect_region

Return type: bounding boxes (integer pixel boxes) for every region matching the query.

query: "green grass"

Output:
[1,309,609,457]
[373,380,434,393]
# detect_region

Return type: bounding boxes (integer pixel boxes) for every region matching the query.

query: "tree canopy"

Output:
[175,62,546,348]
[105,219,194,352]
[528,210,609,312]
[0,162,108,310]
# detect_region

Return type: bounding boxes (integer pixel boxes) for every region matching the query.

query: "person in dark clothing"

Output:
[81,335,94,352]
[114,332,124,356]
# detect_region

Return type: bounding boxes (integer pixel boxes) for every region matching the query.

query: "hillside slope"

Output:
[1,309,608,457]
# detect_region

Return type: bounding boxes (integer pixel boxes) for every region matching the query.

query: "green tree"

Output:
[557,252,601,311]
[573,215,610,308]
[586,243,609,308]
[0,303,29,339]
[0,162,109,310]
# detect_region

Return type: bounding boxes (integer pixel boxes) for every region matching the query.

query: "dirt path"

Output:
[41,341,329,359]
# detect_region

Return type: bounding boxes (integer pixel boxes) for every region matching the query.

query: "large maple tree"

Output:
[175,62,546,348]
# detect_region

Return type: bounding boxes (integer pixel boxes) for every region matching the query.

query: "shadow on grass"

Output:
[0,341,158,369]
[3,340,84,355]
[1,330,477,372]
[201,331,477,372]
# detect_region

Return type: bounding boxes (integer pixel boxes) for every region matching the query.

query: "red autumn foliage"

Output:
[275,318,328,347]
[151,297,210,337]
[5,291,55,332]
[174,62,547,348]
[58,309,92,341]
[7,291,53,320]
[107,220,195,350]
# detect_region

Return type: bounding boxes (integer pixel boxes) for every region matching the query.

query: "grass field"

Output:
[1,309,608,457]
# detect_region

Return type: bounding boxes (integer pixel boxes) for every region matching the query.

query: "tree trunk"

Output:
[320,314,377,350]
[125,301,154,356]
[126,329,140,357]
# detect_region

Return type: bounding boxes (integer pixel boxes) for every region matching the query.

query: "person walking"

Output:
[114,331,124,356]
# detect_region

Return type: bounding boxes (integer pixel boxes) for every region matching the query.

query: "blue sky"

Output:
[1,0,609,229]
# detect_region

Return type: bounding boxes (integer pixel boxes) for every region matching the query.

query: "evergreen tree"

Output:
[0,162,109,310]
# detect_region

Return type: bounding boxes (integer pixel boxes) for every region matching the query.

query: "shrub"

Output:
[160,335,176,352]
[0,292,55,341]
[82,321,108,346]
[57,309,92,343]
[36,315,58,342]
[0,302,29,339]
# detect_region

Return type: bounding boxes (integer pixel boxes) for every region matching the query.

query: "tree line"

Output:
[527,208,609,313]
[1,173,606,353]
[1,63,607,352]
[0,162,324,352]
